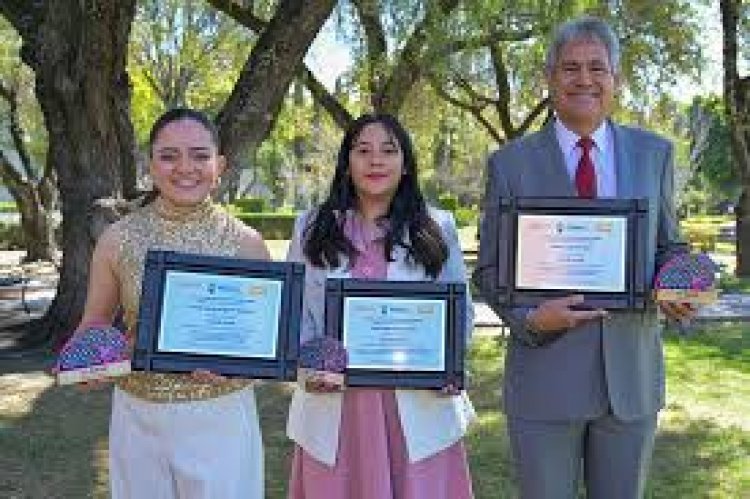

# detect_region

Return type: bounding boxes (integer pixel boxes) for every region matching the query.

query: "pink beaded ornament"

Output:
[55,325,131,385]
[297,336,348,389]
[654,253,719,304]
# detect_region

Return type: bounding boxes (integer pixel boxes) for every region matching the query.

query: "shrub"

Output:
[236,212,297,239]
[0,201,18,213]
[681,225,717,252]
[454,207,478,228]
[233,197,269,213]
[436,193,459,212]
[0,222,24,249]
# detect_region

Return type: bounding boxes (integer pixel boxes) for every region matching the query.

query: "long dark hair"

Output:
[141,107,220,205]
[303,113,448,277]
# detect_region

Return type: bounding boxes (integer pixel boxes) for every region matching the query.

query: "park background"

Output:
[0,0,748,497]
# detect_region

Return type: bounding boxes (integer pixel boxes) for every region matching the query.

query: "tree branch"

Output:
[516,97,550,137]
[0,147,26,195]
[205,0,268,33]
[214,0,336,183]
[489,43,515,136]
[299,66,352,130]
[0,1,43,40]
[428,76,504,144]
[453,75,499,107]
[378,0,460,112]
[441,28,535,54]
[0,80,36,180]
[351,0,387,100]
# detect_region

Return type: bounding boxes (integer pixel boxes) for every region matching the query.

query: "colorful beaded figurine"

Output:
[298,336,348,389]
[654,252,719,304]
[56,325,131,385]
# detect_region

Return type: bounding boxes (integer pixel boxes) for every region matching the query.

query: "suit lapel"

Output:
[612,122,636,199]
[537,123,577,197]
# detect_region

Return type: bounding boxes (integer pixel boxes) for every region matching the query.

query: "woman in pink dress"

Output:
[286,113,476,499]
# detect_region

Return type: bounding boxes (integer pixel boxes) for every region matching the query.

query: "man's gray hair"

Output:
[545,16,620,75]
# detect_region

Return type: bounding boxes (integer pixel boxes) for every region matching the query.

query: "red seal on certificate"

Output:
[654,253,719,304]
[55,325,131,385]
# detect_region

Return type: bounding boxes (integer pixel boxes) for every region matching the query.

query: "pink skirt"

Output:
[287,388,473,499]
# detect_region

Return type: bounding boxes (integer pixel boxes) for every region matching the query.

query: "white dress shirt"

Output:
[554,119,617,197]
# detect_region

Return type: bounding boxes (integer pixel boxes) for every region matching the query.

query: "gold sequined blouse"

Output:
[113,198,252,402]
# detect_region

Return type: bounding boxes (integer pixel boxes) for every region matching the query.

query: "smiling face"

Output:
[149,118,225,208]
[347,122,404,205]
[547,36,620,136]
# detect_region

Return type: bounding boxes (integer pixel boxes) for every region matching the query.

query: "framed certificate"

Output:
[494,198,649,309]
[132,250,304,380]
[324,279,467,389]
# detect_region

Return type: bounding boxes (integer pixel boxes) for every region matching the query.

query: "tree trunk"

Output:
[737,187,750,276]
[2,0,137,345]
[214,0,336,201]
[720,0,750,276]
[16,185,57,262]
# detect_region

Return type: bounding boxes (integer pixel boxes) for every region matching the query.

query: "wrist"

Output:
[525,308,541,333]
[524,308,545,345]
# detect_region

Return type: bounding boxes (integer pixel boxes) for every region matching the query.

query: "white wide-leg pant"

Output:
[109,386,263,499]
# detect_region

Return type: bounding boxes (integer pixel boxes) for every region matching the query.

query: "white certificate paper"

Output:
[343,297,446,371]
[158,270,282,358]
[516,214,627,292]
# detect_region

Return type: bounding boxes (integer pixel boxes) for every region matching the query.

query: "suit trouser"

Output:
[109,387,263,499]
[507,413,657,499]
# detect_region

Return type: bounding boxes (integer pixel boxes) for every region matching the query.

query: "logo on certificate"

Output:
[417,304,435,315]
[246,285,266,296]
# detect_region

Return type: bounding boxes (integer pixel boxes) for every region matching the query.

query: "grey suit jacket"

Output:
[473,121,685,421]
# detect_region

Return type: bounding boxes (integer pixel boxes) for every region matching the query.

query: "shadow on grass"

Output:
[1,335,747,498]
[255,382,294,499]
[648,412,750,498]
[0,378,110,498]
[0,377,296,499]
[663,323,750,375]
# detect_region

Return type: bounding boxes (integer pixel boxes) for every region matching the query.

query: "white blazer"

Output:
[286,207,476,466]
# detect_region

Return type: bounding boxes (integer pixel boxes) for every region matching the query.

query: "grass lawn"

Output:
[1,324,748,498]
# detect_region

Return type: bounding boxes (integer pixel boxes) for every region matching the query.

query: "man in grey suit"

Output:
[473,16,695,499]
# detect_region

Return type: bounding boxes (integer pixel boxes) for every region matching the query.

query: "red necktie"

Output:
[575,137,597,198]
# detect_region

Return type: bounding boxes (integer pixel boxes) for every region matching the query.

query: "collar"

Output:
[342,210,388,253]
[553,118,609,155]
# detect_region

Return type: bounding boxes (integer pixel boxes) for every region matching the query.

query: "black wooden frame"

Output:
[133,250,304,380]
[325,279,467,389]
[495,197,649,310]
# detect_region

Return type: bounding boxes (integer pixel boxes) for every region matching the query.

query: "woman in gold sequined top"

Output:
[78,108,270,499]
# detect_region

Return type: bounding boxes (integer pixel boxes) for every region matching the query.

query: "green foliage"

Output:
[435,193,478,227]
[233,196,269,213]
[128,0,254,144]
[235,212,298,240]
[682,225,717,252]
[454,207,478,228]
[0,201,18,212]
[719,275,750,293]
[684,96,738,212]
[437,192,459,212]
[0,18,49,177]
[0,222,23,249]
[679,217,732,252]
